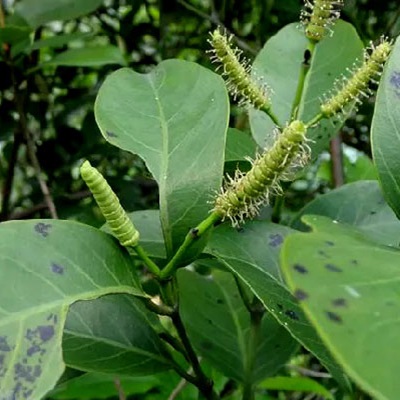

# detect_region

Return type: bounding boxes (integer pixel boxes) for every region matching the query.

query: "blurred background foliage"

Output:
[0,0,399,227]
[0,2,399,397]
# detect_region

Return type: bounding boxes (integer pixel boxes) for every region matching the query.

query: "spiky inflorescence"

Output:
[320,39,392,118]
[301,0,343,42]
[80,161,140,247]
[208,29,271,110]
[214,121,309,225]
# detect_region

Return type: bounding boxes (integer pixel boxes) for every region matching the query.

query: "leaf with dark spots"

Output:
[318,250,330,258]
[294,289,309,301]
[34,223,52,238]
[268,233,283,247]
[0,220,142,399]
[293,264,308,274]
[325,263,342,273]
[332,298,347,308]
[105,130,118,138]
[390,71,400,97]
[351,259,358,266]
[0,337,11,352]
[325,241,335,247]
[216,299,224,305]
[325,311,343,324]
[51,263,64,275]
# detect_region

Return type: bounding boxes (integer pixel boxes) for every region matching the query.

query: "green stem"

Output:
[261,106,283,129]
[242,298,264,400]
[305,113,324,128]
[160,211,222,280]
[290,40,316,120]
[172,311,219,399]
[132,244,161,276]
[141,297,174,316]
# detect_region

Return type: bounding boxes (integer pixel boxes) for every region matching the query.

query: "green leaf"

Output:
[95,60,229,255]
[0,26,31,46]
[63,294,171,375]
[249,21,363,158]
[298,20,363,156]
[42,46,126,67]
[48,372,159,399]
[103,210,166,260]
[291,180,400,247]
[15,0,104,29]
[282,215,400,400]
[249,23,308,148]
[225,128,258,163]
[259,376,333,399]
[371,35,400,218]
[0,220,142,399]
[178,269,297,383]
[204,222,349,389]
[28,32,93,51]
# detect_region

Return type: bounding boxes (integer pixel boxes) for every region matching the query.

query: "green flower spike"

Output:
[80,160,140,247]
[208,29,271,111]
[214,120,309,226]
[321,38,392,118]
[301,0,343,42]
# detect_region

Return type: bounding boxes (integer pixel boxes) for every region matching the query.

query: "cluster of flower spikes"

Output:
[213,121,310,226]
[208,29,271,111]
[320,38,392,117]
[301,0,344,41]
[80,161,140,247]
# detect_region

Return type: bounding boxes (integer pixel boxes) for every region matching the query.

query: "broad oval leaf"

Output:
[291,180,400,247]
[204,222,350,389]
[63,294,170,375]
[15,0,104,29]
[282,215,400,400]
[250,21,363,158]
[371,35,400,218]
[178,269,297,384]
[95,60,229,255]
[0,220,141,399]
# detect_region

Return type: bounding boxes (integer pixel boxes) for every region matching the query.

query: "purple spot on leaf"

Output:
[325,310,343,324]
[27,345,41,357]
[51,263,64,275]
[0,336,11,352]
[332,298,347,307]
[34,222,52,238]
[285,310,299,320]
[390,71,400,97]
[325,263,342,273]
[293,264,308,274]
[106,130,118,138]
[294,289,309,301]
[269,233,283,247]
[38,325,54,342]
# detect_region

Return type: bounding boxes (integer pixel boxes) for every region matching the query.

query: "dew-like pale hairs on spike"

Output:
[213,120,310,226]
[208,29,271,111]
[301,0,344,41]
[320,38,392,118]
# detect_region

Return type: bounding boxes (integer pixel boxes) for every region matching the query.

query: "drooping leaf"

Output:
[371,35,400,218]
[95,60,229,255]
[291,180,400,247]
[0,220,142,400]
[63,294,171,375]
[15,0,104,29]
[178,269,297,383]
[42,46,126,67]
[250,21,363,158]
[204,222,349,389]
[282,215,400,400]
